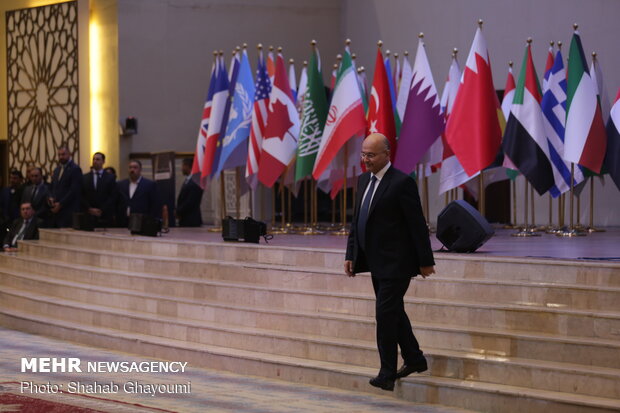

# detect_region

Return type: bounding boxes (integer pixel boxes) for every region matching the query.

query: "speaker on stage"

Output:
[436,200,494,252]
[128,213,162,237]
[72,213,96,231]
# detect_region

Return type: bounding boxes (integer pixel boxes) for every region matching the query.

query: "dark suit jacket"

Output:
[346,166,435,278]
[51,160,83,227]
[82,170,117,224]
[116,177,161,227]
[176,178,203,227]
[1,186,23,223]
[21,183,52,226]
[3,217,39,248]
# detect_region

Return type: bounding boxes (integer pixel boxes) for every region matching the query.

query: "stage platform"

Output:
[112,224,620,261]
[0,228,619,412]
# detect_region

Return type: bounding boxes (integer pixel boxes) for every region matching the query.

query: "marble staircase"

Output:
[0,229,619,412]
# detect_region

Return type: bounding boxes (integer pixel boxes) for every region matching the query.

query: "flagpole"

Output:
[513,179,539,237]
[331,142,349,236]
[558,163,586,236]
[478,170,485,217]
[208,170,227,232]
[587,52,605,234]
[235,167,241,219]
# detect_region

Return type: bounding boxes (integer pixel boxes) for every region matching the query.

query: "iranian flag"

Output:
[295,46,328,181]
[312,49,366,180]
[564,29,607,173]
[445,25,502,176]
[502,42,554,195]
[605,89,620,190]
[257,52,300,187]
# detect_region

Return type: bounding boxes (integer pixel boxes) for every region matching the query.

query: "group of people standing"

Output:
[1,145,203,251]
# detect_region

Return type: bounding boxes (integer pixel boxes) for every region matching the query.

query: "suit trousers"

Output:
[371,275,424,379]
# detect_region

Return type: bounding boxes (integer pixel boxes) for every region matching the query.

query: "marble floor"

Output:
[0,327,470,413]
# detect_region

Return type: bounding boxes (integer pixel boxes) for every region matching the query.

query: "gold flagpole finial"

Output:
[336,54,342,62]
[557,41,562,51]
[478,19,484,28]
[269,45,274,51]
[592,51,597,61]
[404,50,409,57]
[549,41,554,47]
[351,53,357,60]
[573,23,579,31]
[257,43,263,51]
[377,40,383,48]
[452,48,458,58]
[289,58,294,64]
[303,60,308,67]
[527,37,533,45]
[509,61,513,67]
[242,43,248,49]
[277,46,283,53]
[218,50,224,56]
[418,32,424,39]
[213,50,218,57]
[386,50,391,57]
[394,52,399,59]
[345,38,352,46]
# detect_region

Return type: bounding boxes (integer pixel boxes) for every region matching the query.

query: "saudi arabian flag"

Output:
[295,48,328,181]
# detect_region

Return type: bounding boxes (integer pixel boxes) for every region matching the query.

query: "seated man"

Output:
[176,158,203,227]
[3,202,39,252]
[116,160,160,227]
[21,167,52,227]
[82,152,117,227]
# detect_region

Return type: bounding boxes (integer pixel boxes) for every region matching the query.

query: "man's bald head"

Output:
[361,133,391,174]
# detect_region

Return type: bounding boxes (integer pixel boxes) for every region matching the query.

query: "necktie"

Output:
[58,164,65,181]
[357,176,377,250]
[31,185,38,202]
[94,171,100,189]
[12,220,28,246]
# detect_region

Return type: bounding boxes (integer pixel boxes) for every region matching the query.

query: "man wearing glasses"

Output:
[345,133,435,391]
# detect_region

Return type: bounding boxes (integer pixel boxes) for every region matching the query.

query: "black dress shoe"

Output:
[369,376,395,391]
[395,358,428,379]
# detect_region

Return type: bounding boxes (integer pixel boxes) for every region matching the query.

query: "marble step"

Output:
[1,269,620,371]
[0,308,617,413]
[36,230,620,287]
[4,252,620,314]
[4,252,620,342]
[1,287,619,400]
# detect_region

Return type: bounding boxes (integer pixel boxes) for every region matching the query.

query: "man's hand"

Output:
[344,260,355,277]
[51,202,61,214]
[88,208,102,217]
[3,247,17,252]
[420,266,435,279]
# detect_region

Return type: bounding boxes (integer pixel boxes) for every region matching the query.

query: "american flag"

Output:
[191,61,216,183]
[245,51,272,189]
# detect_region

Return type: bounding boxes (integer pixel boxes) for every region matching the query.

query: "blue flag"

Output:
[215,50,256,175]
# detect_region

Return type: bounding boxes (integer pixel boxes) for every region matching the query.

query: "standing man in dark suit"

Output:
[50,144,83,227]
[21,167,52,227]
[345,133,435,392]
[116,160,160,227]
[176,158,203,227]
[3,202,39,251]
[82,152,117,227]
[1,170,24,228]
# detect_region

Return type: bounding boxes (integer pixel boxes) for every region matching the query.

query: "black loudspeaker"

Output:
[436,200,495,252]
[72,213,96,231]
[128,213,161,237]
[222,216,269,244]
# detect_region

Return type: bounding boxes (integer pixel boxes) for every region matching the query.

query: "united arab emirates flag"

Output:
[502,42,554,195]
[295,48,328,182]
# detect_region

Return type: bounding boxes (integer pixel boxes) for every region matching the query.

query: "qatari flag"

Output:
[394,37,444,174]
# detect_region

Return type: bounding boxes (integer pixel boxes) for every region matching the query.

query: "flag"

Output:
[258,52,300,187]
[295,47,328,182]
[288,59,298,103]
[542,47,584,196]
[604,89,620,190]
[191,60,216,185]
[502,42,554,195]
[396,52,413,122]
[394,37,444,174]
[384,53,402,135]
[542,44,555,92]
[245,51,272,190]
[590,55,611,125]
[215,50,255,176]
[201,56,229,181]
[445,25,502,176]
[366,47,397,160]
[296,63,308,113]
[501,63,516,121]
[564,30,607,173]
[393,54,401,92]
[267,48,275,81]
[439,53,472,194]
[312,49,366,180]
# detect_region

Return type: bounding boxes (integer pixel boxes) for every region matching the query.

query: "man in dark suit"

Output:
[50,145,83,227]
[1,170,24,227]
[3,202,39,251]
[345,133,435,392]
[116,160,160,227]
[176,158,203,227]
[82,152,117,227]
[21,167,52,228]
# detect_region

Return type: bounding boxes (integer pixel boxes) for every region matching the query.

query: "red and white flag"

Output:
[258,52,300,188]
[367,47,397,160]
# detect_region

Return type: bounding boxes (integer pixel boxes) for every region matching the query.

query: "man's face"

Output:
[361,136,390,175]
[182,163,191,176]
[20,203,34,220]
[92,154,104,170]
[128,162,141,181]
[9,174,22,188]
[29,169,42,185]
[58,148,70,164]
